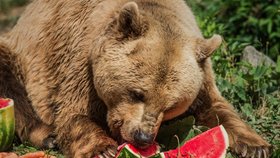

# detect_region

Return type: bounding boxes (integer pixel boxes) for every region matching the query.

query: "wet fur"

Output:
[0,0,270,157]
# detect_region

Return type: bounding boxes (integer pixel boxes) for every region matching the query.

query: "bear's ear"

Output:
[196,34,222,61]
[117,2,144,37]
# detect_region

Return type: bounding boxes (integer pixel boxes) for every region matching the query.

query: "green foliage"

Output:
[157,116,195,150]
[187,0,280,60]
[196,10,280,108]
[13,144,64,157]
[272,148,280,158]
[0,0,28,13]
[187,0,280,156]
[157,116,210,150]
[12,144,39,155]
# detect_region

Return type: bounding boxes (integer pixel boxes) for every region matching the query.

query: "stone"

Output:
[242,46,276,67]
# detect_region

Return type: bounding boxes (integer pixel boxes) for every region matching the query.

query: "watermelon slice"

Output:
[0,98,15,151]
[116,143,161,158]
[116,125,229,158]
[160,125,229,158]
[0,98,10,109]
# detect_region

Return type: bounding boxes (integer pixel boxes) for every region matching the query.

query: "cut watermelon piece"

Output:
[160,125,229,158]
[0,98,15,151]
[0,98,10,109]
[116,143,160,158]
[116,125,229,158]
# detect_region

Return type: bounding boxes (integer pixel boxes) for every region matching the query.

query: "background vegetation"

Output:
[1,0,279,157]
[187,0,280,157]
[0,0,26,33]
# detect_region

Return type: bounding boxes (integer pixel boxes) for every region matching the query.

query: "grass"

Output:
[12,144,64,157]
[1,0,280,157]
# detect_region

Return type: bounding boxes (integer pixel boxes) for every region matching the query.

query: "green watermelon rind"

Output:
[150,153,165,158]
[118,145,148,158]
[117,144,161,158]
[0,99,15,151]
[117,146,166,158]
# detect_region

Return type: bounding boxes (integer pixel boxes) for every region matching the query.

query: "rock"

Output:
[241,46,276,67]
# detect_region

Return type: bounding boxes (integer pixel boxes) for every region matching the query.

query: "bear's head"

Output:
[91,2,222,148]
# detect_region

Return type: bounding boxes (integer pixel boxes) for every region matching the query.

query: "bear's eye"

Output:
[129,90,145,102]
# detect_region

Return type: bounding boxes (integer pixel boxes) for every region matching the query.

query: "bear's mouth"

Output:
[122,137,155,149]
[132,141,154,149]
[118,129,156,149]
[130,129,157,149]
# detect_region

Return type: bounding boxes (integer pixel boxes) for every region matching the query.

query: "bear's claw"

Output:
[96,146,117,158]
[233,143,271,158]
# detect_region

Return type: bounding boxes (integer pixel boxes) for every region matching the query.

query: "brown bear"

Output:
[0,0,270,157]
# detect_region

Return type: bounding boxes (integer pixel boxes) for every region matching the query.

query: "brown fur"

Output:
[0,0,270,157]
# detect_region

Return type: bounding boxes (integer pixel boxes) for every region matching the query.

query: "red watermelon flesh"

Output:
[162,125,229,158]
[0,98,10,109]
[116,125,229,158]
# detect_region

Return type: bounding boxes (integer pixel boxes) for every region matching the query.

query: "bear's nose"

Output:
[133,130,155,147]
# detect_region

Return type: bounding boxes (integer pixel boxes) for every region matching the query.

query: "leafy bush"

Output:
[187,0,280,60]
[186,0,280,156]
